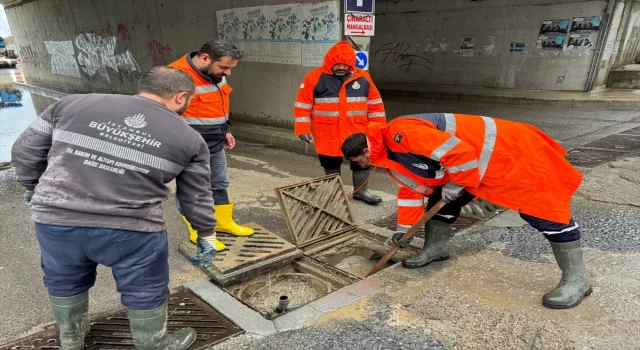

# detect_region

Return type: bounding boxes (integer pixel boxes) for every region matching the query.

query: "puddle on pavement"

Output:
[0,68,37,163]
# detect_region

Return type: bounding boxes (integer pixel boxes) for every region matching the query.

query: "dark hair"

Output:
[198,40,243,61]
[137,66,195,99]
[341,133,368,158]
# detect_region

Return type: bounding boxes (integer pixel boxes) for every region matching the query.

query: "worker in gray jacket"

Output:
[11,66,216,350]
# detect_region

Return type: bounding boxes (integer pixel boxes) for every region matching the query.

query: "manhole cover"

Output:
[179,223,302,285]
[0,290,243,350]
[565,147,628,168]
[371,212,481,236]
[582,133,640,151]
[275,174,356,247]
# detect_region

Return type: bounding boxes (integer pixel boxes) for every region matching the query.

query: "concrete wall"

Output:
[370,0,609,91]
[3,0,332,128]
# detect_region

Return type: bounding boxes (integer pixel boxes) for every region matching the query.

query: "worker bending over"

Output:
[294,40,386,205]
[341,113,592,309]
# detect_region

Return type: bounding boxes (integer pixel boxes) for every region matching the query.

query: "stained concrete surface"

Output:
[1,93,640,348]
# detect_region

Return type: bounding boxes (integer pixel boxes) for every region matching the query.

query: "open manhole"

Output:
[181,175,423,320]
[565,147,628,168]
[0,290,243,350]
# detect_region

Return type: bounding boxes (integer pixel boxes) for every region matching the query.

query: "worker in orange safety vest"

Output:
[169,40,254,251]
[341,113,592,309]
[293,41,386,205]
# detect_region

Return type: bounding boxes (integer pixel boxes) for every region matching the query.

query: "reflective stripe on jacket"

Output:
[169,54,231,126]
[367,114,583,224]
[294,41,386,157]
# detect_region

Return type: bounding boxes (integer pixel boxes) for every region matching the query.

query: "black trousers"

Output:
[426,186,581,243]
[318,154,369,171]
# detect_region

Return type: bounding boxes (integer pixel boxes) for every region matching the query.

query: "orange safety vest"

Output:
[367,114,583,224]
[169,54,232,126]
[294,41,386,157]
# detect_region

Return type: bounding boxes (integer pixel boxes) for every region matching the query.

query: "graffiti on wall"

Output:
[372,41,432,73]
[75,33,141,84]
[44,40,82,78]
[17,44,42,68]
[147,40,173,66]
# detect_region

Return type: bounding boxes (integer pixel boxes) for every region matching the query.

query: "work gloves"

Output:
[441,182,464,203]
[24,190,34,206]
[299,134,313,143]
[190,234,218,269]
[391,231,413,248]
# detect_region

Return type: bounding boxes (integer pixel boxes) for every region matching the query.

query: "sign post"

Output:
[344,13,375,36]
[344,0,375,71]
[345,0,374,14]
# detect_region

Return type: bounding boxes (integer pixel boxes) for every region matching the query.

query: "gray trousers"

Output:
[177,148,230,216]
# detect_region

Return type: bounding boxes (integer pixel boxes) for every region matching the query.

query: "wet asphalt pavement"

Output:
[1,67,640,348]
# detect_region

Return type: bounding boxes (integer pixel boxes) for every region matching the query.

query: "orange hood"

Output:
[323,41,356,74]
[365,123,389,166]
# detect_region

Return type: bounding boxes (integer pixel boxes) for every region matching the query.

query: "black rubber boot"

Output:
[127,300,197,350]
[352,169,382,205]
[324,168,341,176]
[543,240,593,309]
[49,292,90,350]
[402,220,452,268]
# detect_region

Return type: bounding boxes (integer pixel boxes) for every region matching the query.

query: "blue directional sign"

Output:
[355,51,369,70]
[346,0,374,14]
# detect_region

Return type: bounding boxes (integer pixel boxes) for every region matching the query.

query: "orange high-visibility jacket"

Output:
[169,54,232,126]
[294,41,386,157]
[366,114,583,225]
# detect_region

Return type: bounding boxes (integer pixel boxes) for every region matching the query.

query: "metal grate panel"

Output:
[0,290,243,350]
[178,223,302,285]
[276,174,356,247]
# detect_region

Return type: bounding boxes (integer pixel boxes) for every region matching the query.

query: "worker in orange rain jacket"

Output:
[169,40,254,252]
[341,113,593,310]
[293,41,386,205]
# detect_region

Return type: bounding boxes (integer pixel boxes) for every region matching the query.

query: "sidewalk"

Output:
[377,82,640,110]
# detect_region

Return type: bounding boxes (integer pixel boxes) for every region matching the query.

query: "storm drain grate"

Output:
[179,223,302,285]
[565,148,628,168]
[582,133,640,151]
[0,289,243,350]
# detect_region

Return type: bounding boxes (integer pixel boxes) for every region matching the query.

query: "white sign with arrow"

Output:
[345,13,375,36]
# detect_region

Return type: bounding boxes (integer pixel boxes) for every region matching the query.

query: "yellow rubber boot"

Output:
[214,202,254,236]
[181,216,226,251]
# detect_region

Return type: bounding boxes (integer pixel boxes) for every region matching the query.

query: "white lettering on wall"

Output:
[44,40,81,78]
[75,33,141,85]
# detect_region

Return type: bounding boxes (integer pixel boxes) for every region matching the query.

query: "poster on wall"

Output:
[216,9,245,51]
[537,34,566,50]
[269,4,302,65]
[459,37,475,57]
[537,19,569,50]
[241,6,271,62]
[570,16,601,33]
[567,33,594,49]
[539,19,570,35]
[300,0,341,67]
